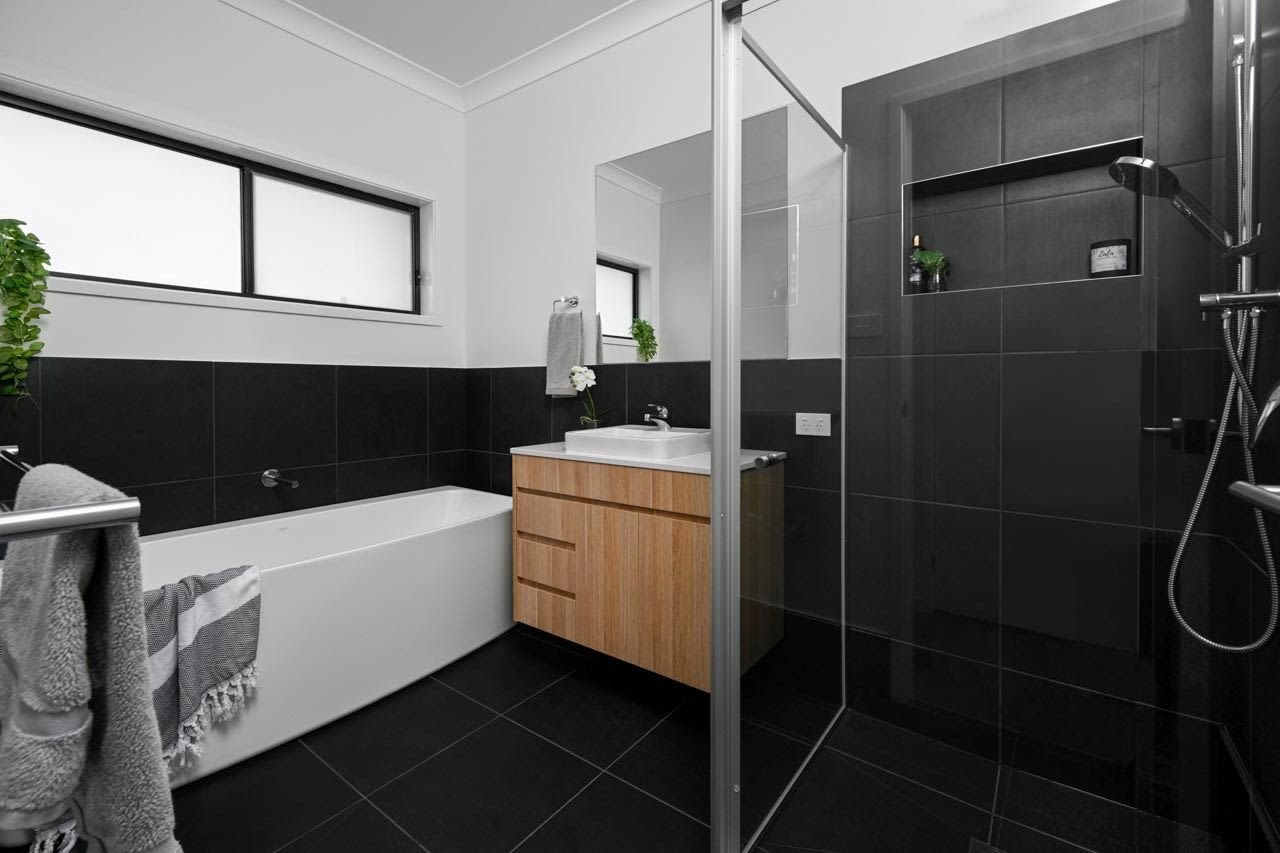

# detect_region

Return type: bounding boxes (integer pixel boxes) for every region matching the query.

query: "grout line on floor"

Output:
[500,667,581,715]
[297,739,434,852]
[822,742,993,815]
[430,671,710,829]
[268,797,364,853]
[602,698,687,772]
[504,770,606,853]
[361,715,502,799]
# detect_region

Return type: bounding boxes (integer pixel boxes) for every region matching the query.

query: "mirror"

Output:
[594,106,838,362]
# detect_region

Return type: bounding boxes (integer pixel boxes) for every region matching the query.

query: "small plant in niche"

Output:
[570,365,609,427]
[0,220,51,401]
[630,317,657,363]
[911,247,948,277]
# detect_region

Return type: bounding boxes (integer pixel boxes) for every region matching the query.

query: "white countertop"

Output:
[510,442,785,475]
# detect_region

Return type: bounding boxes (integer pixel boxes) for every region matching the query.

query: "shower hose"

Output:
[1167,308,1279,652]
[1166,45,1278,653]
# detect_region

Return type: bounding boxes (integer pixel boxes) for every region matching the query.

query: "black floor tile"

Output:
[516,775,708,853]
[507,659,689,765]
[371,718,596,853]
[301,677,495,793]
[761,748,992,853]
[172,740,357,853]
[610,696,811,833]
[278,802,421,852]
[995,767,1138,853]
[432,629,581,711]
[828,711,999,809]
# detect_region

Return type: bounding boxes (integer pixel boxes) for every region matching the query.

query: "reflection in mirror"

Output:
[594,106,839,362]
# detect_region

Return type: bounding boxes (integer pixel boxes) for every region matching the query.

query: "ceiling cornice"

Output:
[215,0,703,114]
[596,162,664,204]
[216,0,466,110]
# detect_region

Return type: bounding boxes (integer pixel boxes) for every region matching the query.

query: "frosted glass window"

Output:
[0,105,243,291]
[596,261,637,337]
[253,176,414,311]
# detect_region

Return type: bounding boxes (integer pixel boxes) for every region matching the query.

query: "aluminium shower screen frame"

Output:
[710,4,849,851]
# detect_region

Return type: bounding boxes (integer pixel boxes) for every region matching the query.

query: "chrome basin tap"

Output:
[644,403,671,431]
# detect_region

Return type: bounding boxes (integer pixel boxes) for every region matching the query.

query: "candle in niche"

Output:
[1089,238,1131,278]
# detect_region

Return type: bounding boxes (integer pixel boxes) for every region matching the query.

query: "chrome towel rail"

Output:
[0,445,142,541]
[0,497,142,542]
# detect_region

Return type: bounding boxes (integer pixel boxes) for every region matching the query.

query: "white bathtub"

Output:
[140,486,513,785]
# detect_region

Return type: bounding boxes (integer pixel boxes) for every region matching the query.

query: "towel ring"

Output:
[552,295,579,311]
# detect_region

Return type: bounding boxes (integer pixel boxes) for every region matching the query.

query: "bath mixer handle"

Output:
[261,468,299,489]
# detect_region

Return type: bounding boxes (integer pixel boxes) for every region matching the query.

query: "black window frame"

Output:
[0,90,422,316]
[595,257,640,339]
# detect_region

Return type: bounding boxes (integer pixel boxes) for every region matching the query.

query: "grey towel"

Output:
[546,308,583,397]
[145,565,260,770]
[0,464,181,853]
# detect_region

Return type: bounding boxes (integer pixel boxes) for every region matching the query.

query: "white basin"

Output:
[564,425,711,461]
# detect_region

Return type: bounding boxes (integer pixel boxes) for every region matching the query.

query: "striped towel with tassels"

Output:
[143,565,261,771]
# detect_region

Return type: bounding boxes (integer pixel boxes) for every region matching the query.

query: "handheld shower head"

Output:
[1109,156,1235,251]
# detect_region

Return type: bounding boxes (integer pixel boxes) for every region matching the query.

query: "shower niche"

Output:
[902,136,1143,294]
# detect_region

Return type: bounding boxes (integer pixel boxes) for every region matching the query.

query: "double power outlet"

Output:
[794,413,832,437]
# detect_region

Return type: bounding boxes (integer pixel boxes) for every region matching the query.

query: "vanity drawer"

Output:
[513,455,654,507]
[515,535,576,594]
[514,491,583,545]
[515,577,575,638]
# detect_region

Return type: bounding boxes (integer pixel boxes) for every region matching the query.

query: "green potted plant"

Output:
[0,220,51,401]
[630,317,657,363]
[910,247,948,292]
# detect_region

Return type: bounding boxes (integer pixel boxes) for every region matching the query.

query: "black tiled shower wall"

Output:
[842,0,1273,847]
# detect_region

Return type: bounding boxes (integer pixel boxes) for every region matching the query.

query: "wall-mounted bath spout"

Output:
[261,469,299,489]
[1108,156,1235,251]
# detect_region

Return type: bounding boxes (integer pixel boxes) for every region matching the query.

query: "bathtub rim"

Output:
[140,485,512,562]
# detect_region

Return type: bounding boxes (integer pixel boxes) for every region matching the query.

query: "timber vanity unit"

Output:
[510,428,785,691]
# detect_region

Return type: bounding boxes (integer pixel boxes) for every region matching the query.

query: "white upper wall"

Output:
[466,0,1119,367]
[465,4,712,368]
[0,0,467,366]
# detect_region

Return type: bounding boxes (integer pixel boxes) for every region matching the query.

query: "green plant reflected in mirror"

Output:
[0,219,51,402]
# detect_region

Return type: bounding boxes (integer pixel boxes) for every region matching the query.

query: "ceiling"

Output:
[289,0,634,86]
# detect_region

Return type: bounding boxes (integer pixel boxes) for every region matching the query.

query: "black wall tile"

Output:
[215,362,335,475]
[491,367,552,452]
[848,356,933,500]
[905,80,1002,181]
[429,450,492,493]
[924,204,1005,291]
[846,629,999,760]
[427,367,467,453]
[0,362,41,501]
[1001,513,1146,701]
[1001,668,1138,805]
[552,363,626,439]
[214,464,336,523]
[1002,351,1144,524]
[849,215,931,356]
[847,495,999,664]
[124,478,216,535]
[931,289,1002,354]
[336,366,428,462]
[626,361,710,429]
[465,369,492,451]
[336,455,428,503]
[1004,188,1138,286]
[491,452,513,496]
[1002,39,1143,162]
[933,355,1000,508]
[43,357,213,487]
[1003,278,1144,353]
[782,486,842,623]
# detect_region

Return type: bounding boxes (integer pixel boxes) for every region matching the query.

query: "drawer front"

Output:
[513,455,654,507]
[515,579,575,637]
[515,536,576,594]
[514,491,582,545]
